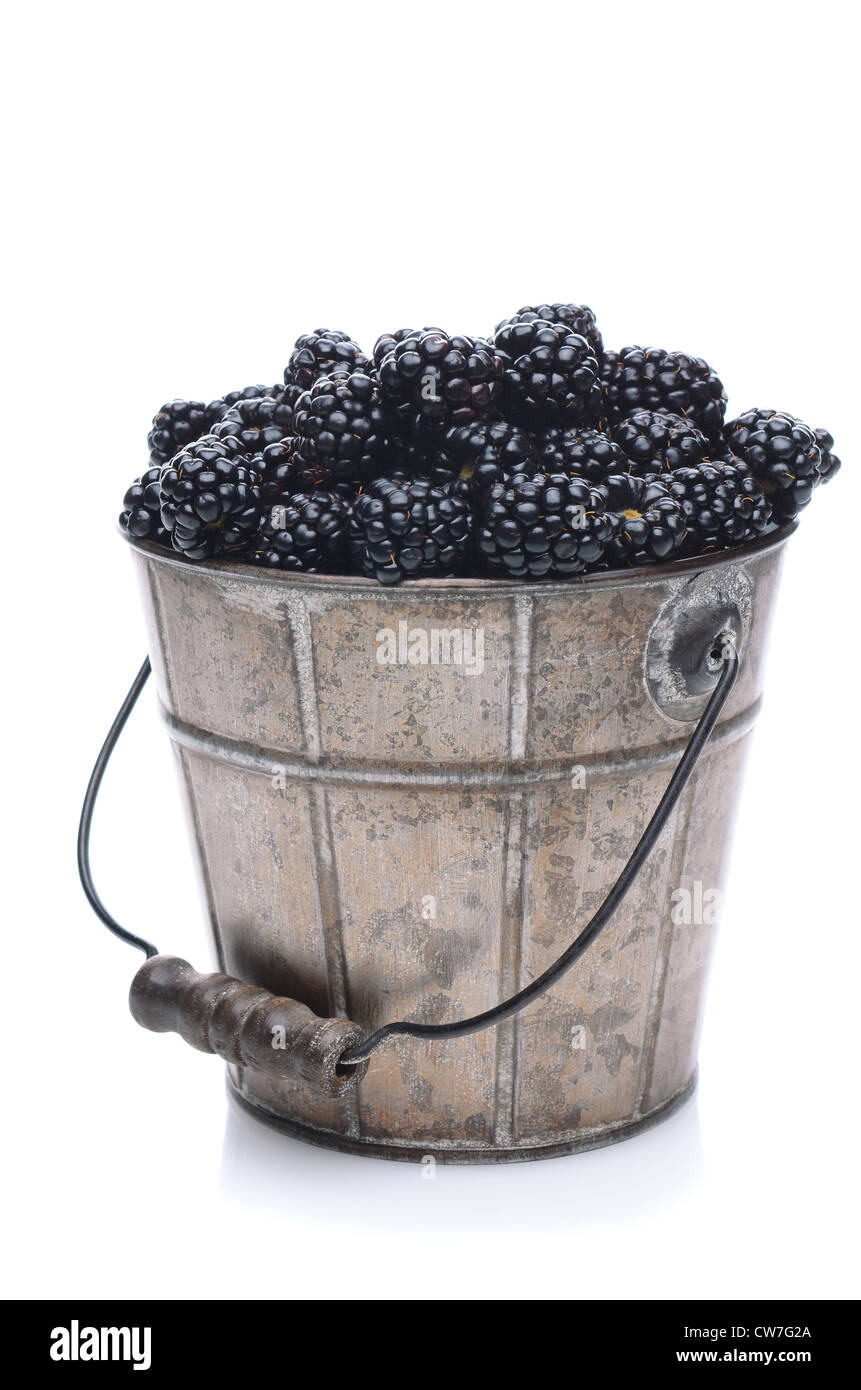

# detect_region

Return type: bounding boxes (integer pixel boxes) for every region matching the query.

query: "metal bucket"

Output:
[128,525,793,1162]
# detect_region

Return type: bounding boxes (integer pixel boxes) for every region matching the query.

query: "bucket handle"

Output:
[79,634,738,1097]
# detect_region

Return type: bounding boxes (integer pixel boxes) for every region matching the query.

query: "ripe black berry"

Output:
[350,475,474,584]
[212,394,295,462]
[207,384,282,421]
[598,474,687,564]
[389,434,461,486]
[602,347,727,441]
[814,428,841,485]
[492,319,602,430]
[257,439,296,507]
[291,370,391,488]
[611,410,709,476]
[477,471,614,579]
[496,303,603,363]
[120,467,169,545]
[285,329,370,392]
[662,461,772,554]
[372,327,444,371]
[445,417,535,497]
[532,426,626,482]
[159,435,262,560]
[377,329,499,429]
[147,399,210,467]
[251,491,351,572]
[724,409,821,520]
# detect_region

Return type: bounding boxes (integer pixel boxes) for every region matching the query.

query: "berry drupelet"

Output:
[377,329,499,430]
[601,347,727,442]
[290,370,391,489]
[532,426,627,483]
[251,491,352,572]
[496,303,603,363]
[492,319,602,431]
[119,467,169,544]
[477,471,615,579]
[611,409,710,476]
[598,473,687,565]
[349,474,474,584]
[147,398,211,467]
[159,435,262,560]
[662,461,772,554]
[724,409,821,520]
[285,329,370,393]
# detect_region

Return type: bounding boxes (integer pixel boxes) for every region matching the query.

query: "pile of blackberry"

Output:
[123,308,841,584]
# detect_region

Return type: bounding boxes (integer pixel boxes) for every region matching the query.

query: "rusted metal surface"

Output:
[129,528,793,1161]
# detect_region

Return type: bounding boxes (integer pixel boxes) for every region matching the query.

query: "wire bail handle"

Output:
[79,632,739,1085]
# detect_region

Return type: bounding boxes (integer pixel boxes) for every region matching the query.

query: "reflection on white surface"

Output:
[218,1086,707,1234]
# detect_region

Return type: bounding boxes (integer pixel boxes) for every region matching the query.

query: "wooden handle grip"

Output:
[129,955,368,1098]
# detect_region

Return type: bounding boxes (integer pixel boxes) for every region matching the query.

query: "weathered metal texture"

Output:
[129,528,792,1162]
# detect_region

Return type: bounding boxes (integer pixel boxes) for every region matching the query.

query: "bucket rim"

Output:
[124,519,798,593]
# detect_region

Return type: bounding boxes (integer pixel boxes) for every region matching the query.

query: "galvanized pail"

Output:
[128,525,792,1162]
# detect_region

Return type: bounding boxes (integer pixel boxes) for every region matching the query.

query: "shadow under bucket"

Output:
[128,524,794,1162]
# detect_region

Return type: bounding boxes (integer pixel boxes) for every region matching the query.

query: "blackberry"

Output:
[662,461,772,555]
[602,347,727,441]
[159,435,262,560]
[349,475,474,584]
[377,329,499,429]
[372,327,444,371]
[445,417,536,497]
[611,410,709,476]
[285,329,370,392]
[814,428,841,485]
[701,438,738,464]
[257,439,296,507]
[207,384,281,421]
[724,410,821,520]
[267,466,359,508]
[251,491,351,572]
[492,319,602,430]
[496,303,603,363]
[147,398,210,467]
[598,474,687,565]
[532,426,626,483]
[279,379,305,431]
[119,467,169,545]
[389,433,461,486]
[477,471,614,579]
[212,394,295,461]
[291,370,391,488]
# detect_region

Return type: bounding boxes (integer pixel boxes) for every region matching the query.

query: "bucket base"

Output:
[226,1069,698,1164]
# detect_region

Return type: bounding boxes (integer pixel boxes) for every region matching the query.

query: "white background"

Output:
[3,0,859,1301]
